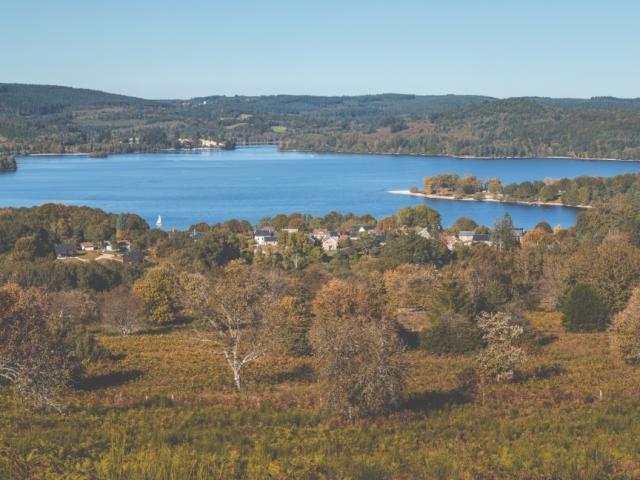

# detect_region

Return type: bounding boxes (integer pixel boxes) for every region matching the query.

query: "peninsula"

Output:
[394,171,640,209]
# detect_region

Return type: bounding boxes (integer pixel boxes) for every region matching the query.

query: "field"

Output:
[3,312,640,479]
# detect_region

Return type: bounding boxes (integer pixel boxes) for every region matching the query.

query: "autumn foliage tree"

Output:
[564,232,640,314]
[611,288,640,364]
[0,284,78,411]
[268,295,312,356]
[382,264,437,310]
[310,279,407,418]
[133,267,181,325]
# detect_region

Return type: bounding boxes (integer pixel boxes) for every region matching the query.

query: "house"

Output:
[458,231,476,244]
[472,233,492,245]
[189,230,206,241]
[80,241,95,251]
[103,241,115,252]
[443,235,458,251]
[512,228,525,243]
[456,231,492,247]
[178,137,194,148]
[348,226,375,240]
[123,252,144,264]
[415,227,432,239]
[282,227,299,234]
[254,227,274,236]
[200,138,219,148]
[254,229,278,247]
[321,235,340,251]
[54,243,76,258]
[116,240,131,252]
[311,228,329,241]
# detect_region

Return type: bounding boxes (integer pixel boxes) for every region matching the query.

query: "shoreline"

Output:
[21,145,640,163]
[282,147,640,163]
[387,189,593,209]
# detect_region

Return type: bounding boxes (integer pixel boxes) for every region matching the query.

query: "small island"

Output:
[0,155,17,173]
[391,172,640,209]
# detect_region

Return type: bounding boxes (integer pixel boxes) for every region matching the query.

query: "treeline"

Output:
[285,98,640,160]
[420,170,640,206]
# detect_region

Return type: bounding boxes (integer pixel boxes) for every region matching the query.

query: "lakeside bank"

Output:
[387,190,593,209]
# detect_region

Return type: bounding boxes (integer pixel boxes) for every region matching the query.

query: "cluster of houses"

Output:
[252,224,385,252]
[252,224,526,253]
[53,239,145,263]
[177,138,224,149]
[442,227,524,250]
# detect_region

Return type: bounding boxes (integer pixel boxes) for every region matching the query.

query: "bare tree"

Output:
[101,286,144,336]
[181,261,272,390]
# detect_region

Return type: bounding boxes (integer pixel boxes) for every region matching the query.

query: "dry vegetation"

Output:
[2,311,640,479]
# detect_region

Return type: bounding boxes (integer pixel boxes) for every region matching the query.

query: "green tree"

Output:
[492,213,519,251]
[561,283,611,332]
[133,267,181,325]
[381,232,450,266]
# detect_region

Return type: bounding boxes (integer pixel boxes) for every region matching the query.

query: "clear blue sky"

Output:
[3,0,639,99]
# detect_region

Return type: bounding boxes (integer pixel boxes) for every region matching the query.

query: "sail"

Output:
[155,215,162,228]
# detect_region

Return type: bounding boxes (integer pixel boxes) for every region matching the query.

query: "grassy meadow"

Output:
[2,311,640,479]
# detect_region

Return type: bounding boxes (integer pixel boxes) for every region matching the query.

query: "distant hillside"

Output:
[285,98,640,160]
[188,93,494,118]
[533,96,640,113]
[0,83,163,115]
[0,83,639,159]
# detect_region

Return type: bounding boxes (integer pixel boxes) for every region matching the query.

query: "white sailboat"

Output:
[155,215,162,229]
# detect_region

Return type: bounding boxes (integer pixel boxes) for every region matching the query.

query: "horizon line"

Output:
[2,81,639,103]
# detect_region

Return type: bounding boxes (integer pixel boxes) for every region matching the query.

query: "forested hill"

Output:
[1,83,639,159]
[0,83,164,114]
[285,98,640,160]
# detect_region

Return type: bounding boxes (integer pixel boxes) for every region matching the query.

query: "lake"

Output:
[2,146,639,230]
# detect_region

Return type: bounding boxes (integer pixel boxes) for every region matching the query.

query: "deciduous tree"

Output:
[476,311,526,383]
[611,288,640,364]
[181,261,272,390]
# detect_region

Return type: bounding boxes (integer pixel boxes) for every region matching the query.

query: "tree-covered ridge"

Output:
[2,83,640,159]
[0,83,162,114]
[285,98,640,160]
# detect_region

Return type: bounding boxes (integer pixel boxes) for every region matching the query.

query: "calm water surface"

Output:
[2,146,639,230]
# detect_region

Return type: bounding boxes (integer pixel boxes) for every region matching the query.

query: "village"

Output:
[51,215,526,266]
[251,222,525,253]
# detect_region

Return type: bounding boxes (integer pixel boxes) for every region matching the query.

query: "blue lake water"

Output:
[2,146,639,230]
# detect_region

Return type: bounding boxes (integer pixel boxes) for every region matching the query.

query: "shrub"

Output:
[561,283,611,332]
[476,311,527,383]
